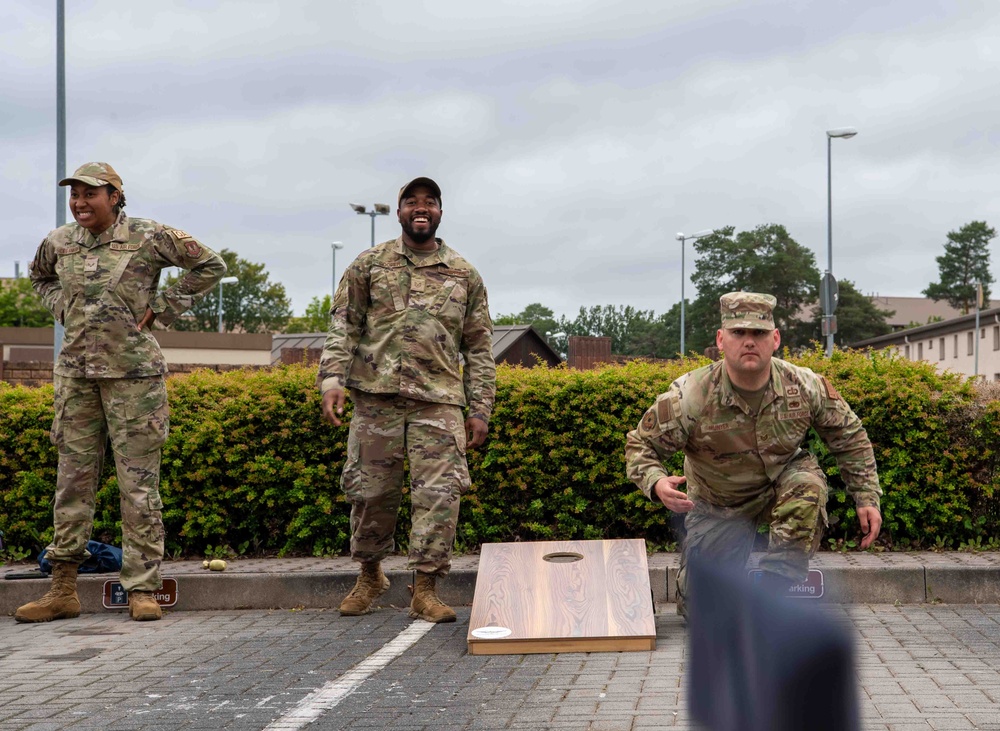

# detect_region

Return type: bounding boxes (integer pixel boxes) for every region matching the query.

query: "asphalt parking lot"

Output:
[0,603,998,731]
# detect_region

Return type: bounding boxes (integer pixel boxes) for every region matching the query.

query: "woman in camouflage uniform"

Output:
[17,162,226,623]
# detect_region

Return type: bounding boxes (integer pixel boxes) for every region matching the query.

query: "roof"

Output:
[869,295,1000,329]
[851,304,1000,348]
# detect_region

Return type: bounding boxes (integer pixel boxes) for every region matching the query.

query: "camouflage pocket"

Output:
[121,378,169,458]
[147,488,164,512]
[452,423,471,494]
[49,390,67,447]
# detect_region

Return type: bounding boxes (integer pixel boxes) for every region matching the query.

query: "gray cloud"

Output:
[3,0,999,323]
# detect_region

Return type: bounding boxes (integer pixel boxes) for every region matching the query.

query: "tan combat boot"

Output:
[339,562,390,616]
[409,572,456,623]
[128,591,162,621]
[14,561,81,623]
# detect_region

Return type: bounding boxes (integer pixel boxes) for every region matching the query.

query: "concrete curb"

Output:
[2,553,998,615]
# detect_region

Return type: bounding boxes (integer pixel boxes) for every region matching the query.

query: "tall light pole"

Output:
[217,276,238,333]
[349,203,390,248]
[675,230,714,357]
[53,0,66,360]
[825,127,857,357]
[331,241,344,299]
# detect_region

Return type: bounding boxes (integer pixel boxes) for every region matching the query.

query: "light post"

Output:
[53,0,66,360]
[217,276,238,333]
[331,241,344,299]
[825,127,857,357]
[349,202,390,248]
[675,230,714,357]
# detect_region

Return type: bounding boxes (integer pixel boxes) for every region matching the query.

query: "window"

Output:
[918,342,923,360]
[954,334,959,358]
[982,328,986,339]
[940,338,946,360]
[905,344,911,359]
[968,332,974,356]
[994,326,999,351]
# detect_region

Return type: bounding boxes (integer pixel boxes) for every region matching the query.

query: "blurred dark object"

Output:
[687,556,859,731]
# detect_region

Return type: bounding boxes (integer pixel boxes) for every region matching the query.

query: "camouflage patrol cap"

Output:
[398,177,442,207]
[719,291,777,330]
[59,162,123,193]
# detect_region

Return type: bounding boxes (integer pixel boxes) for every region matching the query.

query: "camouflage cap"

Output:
[59,162,123,193]
[398,177,441,207]
[719,291,777,330]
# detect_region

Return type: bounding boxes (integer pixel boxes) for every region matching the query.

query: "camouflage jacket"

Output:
[317,237,496,421]
[29,211,227,379]
[625,358,881,510]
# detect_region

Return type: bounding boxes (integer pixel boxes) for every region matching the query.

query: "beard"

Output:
[401,217,440,244]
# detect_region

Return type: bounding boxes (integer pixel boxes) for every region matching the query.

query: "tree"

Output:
[0,277,54,327]
[494,302,561,347]
[792,279,894,347]
[285,295,332,333]
[166,249,293,333]
[688,224,821,352]
[559,304,680,358]
[923,221,996,314]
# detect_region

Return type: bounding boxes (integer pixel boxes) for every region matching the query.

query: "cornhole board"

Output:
[467,539,656,655]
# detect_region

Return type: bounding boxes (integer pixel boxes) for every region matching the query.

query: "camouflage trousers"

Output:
[676,457,828,615]
[342,391,470,575]
[46,374,168,592]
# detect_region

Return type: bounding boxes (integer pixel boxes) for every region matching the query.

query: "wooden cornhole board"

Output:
[467,539,656,655]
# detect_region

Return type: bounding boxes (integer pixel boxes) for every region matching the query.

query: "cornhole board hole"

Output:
[467,539,656,655]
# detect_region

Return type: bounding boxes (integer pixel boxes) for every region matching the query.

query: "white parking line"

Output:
[263,621,436,730]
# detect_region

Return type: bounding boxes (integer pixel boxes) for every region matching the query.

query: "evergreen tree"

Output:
[923,221,996,314]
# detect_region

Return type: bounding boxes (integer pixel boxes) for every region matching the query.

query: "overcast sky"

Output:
[4,0,999,321]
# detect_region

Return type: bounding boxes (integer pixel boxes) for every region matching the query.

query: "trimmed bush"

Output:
[1,348,998,558]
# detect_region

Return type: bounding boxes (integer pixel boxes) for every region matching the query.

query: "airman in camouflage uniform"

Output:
[16,162,226,624]
[318,176,495,623]
[625,292,882,615]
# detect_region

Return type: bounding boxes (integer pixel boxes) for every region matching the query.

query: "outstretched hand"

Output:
[653,475,694,513]
[857,506,882,549]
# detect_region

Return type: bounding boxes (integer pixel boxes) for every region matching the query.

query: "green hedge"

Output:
[1,348,998,559]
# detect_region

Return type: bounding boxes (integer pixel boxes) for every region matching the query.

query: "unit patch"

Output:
[641,410,657,432]
[184,240,202,258]
[822,377,842,401]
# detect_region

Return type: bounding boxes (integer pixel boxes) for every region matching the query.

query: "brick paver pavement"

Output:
[0,604,996,730]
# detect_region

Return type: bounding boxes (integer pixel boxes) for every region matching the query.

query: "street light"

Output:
[350,202,391,248]
[217,276,238,333]
[331,241,344,300]
[824,126,857,357]
[675,230,715,357]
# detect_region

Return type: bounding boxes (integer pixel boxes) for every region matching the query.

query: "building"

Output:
[851,306,1000,380]
[867,295,1000,332]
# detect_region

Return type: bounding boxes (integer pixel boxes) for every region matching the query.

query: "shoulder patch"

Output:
[656,397,674,424]
[167,228,193,240]
[641,410,657,431]
[822,377,842,401]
